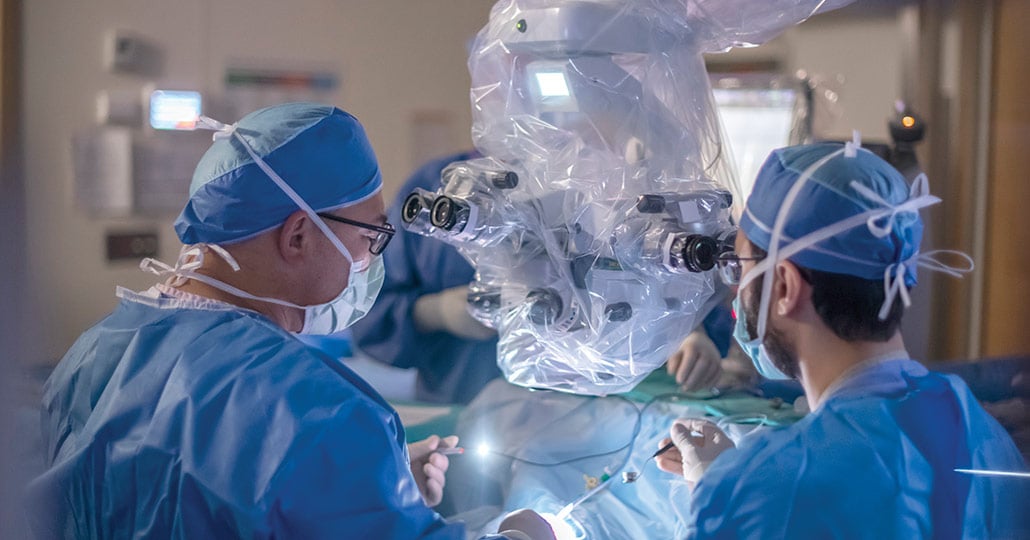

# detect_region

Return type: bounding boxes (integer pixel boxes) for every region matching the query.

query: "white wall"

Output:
[22,0,490,364]
[707,7,905,142]
[22,1,907,366]
[785,10,906,141]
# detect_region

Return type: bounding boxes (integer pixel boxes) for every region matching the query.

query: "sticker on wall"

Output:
[223,62,340,120]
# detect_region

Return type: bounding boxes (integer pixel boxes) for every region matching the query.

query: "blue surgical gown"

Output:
[687,358,1029,539]
[27,286,468,539]
[349,150,501,404]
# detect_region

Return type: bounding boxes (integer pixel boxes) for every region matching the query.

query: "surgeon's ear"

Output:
[774,261,806,317]
[278,210,310,262]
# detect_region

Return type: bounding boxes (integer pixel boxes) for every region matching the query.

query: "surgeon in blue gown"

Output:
[27,104,553,540]
[657,143,1029,538]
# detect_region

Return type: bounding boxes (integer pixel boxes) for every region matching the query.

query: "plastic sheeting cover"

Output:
[402,0,850,395]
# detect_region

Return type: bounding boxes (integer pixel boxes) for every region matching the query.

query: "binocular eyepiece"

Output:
[430,196,469,231]
[401,192,472,233]
[678,234,719,272]
[401,192,429,225]
[667,232,734,274]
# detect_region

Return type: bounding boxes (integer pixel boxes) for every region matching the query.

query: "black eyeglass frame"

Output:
[715,252,766,286]
[316,212,396,255]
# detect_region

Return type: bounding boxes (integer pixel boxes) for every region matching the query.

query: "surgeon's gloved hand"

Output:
[497,509,557,540]
[413,286,496,341]
[656,419,734,485]
[407,434,459,507]
[666,330,723,391]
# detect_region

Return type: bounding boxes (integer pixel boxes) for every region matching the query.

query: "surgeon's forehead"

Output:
[339,194,387,224]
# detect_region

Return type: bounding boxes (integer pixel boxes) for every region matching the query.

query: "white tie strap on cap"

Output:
[844,129,861,158]
[140,244,242,287]
[139,243,319,311]
[850,173,940,239]
[196,116,238,141]
[878,250,975,320]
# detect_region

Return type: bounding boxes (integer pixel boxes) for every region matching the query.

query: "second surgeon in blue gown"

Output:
[657,143,1029,538]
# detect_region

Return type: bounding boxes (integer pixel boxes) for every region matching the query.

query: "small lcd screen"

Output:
[149,90,202,130]
[535,71,571,98]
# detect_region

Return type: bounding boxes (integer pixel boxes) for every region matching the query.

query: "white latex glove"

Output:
[666,330,723,391]
[413,286,496,340]
[654,419,734,484]
[497,509,557,540]
[407,435,458,507]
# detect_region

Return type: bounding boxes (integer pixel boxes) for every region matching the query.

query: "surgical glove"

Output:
[407,434,459,507]
[667,419,734,484]
[413,286,496,340]
[666,330,722,391]
[497,509,557,540]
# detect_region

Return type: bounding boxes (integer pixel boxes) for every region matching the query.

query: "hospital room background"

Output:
[0,0,1027,537]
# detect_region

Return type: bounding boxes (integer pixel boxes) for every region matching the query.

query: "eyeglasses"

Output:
[715,252,765,286]
[316,212,396,255]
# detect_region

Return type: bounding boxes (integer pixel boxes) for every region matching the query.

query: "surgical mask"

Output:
[300,255,384,334]
[141,116,385,335]
[731,294,790,380]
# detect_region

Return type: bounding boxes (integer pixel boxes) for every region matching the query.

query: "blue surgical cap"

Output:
[740,143,924,286]
[174,103,382,245]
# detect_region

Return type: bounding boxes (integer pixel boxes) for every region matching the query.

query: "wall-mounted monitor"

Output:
[710,72,810,201]
[149,90,202,130]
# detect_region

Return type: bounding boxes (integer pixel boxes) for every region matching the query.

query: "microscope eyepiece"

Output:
[401,192,429,224]
[430,196,462,230]
[681,234,718,272]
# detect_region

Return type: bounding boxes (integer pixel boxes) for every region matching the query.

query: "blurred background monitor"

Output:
[711,74,809,201]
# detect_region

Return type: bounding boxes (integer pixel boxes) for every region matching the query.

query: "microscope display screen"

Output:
[535,71,571,97]
[713,88,796,199]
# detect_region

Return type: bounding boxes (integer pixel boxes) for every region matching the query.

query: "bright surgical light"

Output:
[540,512,585,540]
[150,90,202,130]
[535,71,570,98]
[476,443,491,457]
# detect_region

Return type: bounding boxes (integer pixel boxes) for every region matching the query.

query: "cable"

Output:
[484,394,644,467]
[486,392,686,468]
